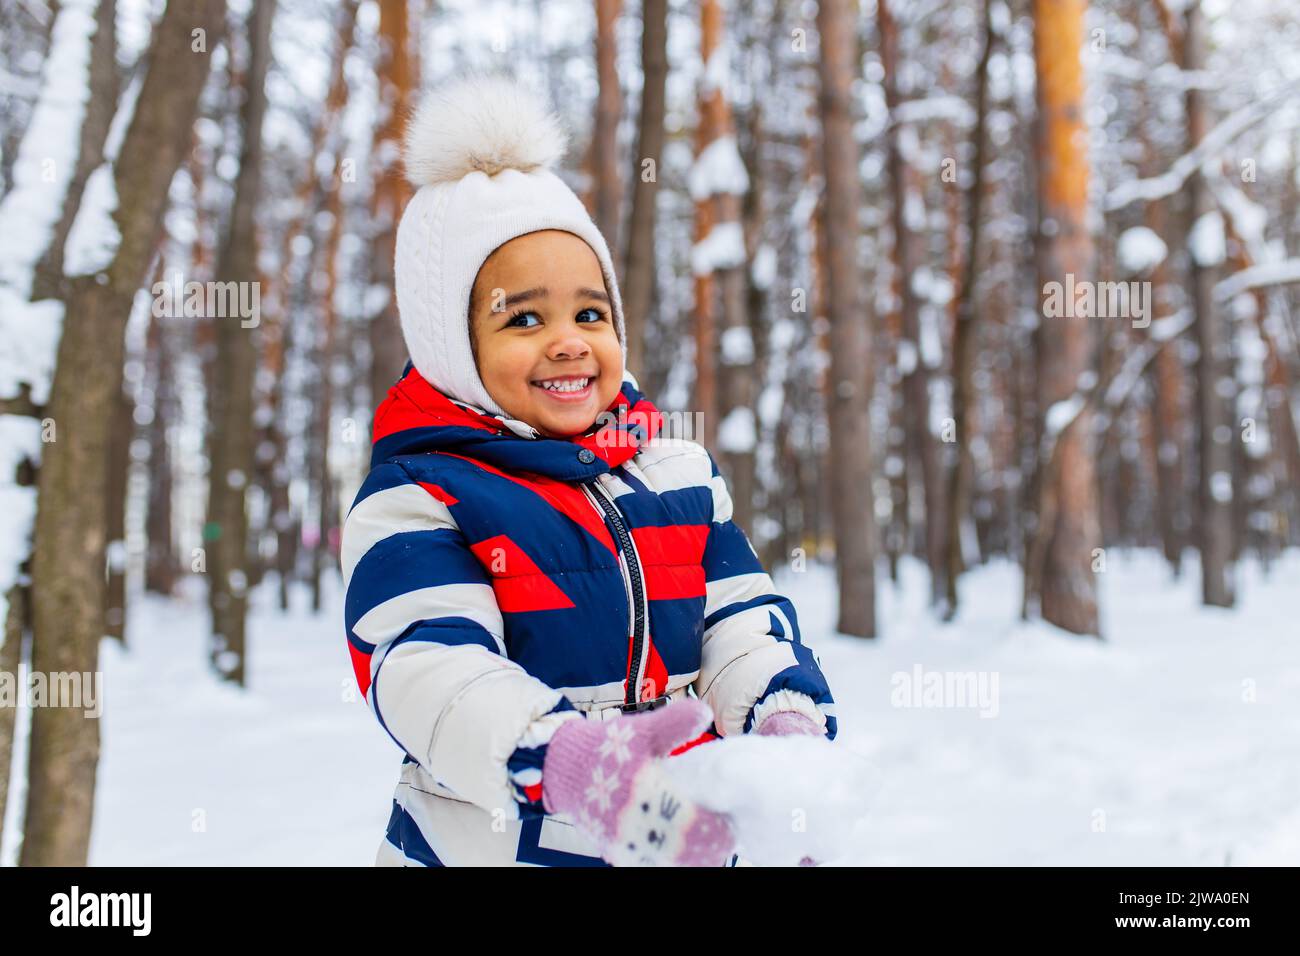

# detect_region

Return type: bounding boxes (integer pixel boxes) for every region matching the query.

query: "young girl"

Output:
[342,74,837,867]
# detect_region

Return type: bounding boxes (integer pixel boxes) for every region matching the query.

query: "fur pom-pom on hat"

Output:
[402,73,569,187]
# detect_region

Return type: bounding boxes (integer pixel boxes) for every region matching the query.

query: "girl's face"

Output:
[469,229,624,438]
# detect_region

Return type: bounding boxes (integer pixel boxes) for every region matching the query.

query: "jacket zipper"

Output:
[582,477,648,708]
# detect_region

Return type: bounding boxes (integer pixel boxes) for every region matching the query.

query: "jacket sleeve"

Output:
[342,461,582,819]
[692,451,837,739]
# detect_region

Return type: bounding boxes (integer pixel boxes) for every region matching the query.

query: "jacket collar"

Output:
[370,361,663,481]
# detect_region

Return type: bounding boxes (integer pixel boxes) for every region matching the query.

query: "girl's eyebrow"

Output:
[499,286,609,308]
[500,287,547,309]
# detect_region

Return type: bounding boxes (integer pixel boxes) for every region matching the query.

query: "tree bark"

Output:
[621,0,667,384]
[879,0,944,604]
[943,0,994,618]
[817,0,877,638]
[1184,3,1234,607]
[205,0,276,685]
[144,301,177,596]
[367,0,416,419]
[592,0,622,258]
[1029,0,1101,636]
[23,0,228,866]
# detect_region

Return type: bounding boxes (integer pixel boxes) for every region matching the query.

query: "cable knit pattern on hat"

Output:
[394,72,627,420]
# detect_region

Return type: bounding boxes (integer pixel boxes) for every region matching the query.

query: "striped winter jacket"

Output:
[343,361,837,866]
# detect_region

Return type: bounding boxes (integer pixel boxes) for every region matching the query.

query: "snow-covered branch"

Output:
[1214,260,1300,302]
[1104,80,1300,212]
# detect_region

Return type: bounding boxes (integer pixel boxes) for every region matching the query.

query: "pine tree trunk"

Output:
[1030,0,1100,636]
[817,0,877,638]
[367,0,415,418]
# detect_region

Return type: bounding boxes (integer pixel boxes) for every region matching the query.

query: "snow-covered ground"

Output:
[39,549,1300,865]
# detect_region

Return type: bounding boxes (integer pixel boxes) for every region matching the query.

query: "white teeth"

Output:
[536,377,589,392]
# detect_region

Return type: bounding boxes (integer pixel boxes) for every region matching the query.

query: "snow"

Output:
[749,244,776,291]
[1215,258,1300,301]
[717,406,757,454]
[0,0,96,297]
[896,340,918,376]
[1116,226,1168,274]
[0,416,42,637]
[690,221,746,276]
[687,135,749,201]
[62,162,120,277]
[719,326,754,365]
[1044,394,1086,437]
[1189,210,1226,268]
[59,548,1300,866]
[0,295,63,405]
[664,732,877,866]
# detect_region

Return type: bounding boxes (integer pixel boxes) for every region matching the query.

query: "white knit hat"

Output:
[394,72,627,419]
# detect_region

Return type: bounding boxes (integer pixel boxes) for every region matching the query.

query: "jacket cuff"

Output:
[506,704,585,818]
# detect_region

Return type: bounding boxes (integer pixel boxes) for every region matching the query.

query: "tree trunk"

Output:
[1184,3,1234,607]
[204,0,275,685]
[592,0,622,257]
[144,302,178,596]
[879,0,944,604]
[817,0,877,638]
[367,0,416,420]
[310,156,344,613]
[103,380,133,642]
[23,0,228,867]
[621,0,667,383]
[1029,0,1100,636]
[943,0,993,618]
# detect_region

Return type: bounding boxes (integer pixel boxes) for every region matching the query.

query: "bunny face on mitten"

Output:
[541,700,736,867]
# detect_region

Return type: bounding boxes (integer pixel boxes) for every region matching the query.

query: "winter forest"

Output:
[1,0,1298,868]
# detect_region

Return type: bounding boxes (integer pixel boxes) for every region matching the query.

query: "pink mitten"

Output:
[541,700,737,866]
[755,710,825,737]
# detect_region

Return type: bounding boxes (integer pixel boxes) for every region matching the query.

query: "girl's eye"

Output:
[505,310,540,328]
[577,307,606,323]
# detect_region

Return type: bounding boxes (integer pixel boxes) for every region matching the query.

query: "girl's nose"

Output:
[547,330,592,360]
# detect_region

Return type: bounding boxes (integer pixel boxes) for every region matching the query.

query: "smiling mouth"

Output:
[530,373,597,402]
